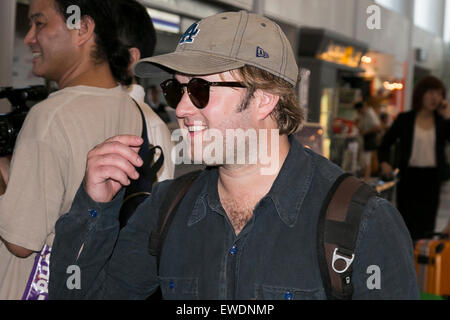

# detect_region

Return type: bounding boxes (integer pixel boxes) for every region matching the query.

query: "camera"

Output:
[0,86,49,156]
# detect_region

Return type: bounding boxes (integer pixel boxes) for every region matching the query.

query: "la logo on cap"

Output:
[179,23,200,44]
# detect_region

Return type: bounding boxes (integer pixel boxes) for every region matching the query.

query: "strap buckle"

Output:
[331,248,355,274]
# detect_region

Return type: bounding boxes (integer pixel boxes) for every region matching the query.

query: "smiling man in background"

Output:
[0,0,170,299]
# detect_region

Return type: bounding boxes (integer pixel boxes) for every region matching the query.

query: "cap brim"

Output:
[134,51,245,78]
[133,62,171,79]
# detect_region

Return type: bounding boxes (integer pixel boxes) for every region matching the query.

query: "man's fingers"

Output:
[84,135,145,202]
[93,165,133,186]
[89,140,143,167]
[130,146,141,154]
[91,153,140,180]
[104,135,143,146]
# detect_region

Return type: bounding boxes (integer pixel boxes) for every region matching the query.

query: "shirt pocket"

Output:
[255,283,325,300]
[159,277,199,300]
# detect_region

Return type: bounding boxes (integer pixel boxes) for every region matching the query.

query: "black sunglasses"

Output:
[160,78,247,109]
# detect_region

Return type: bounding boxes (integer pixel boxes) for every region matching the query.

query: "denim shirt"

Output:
[49,137,420,300]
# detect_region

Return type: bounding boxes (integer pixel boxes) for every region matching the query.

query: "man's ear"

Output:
[253,89,280,121]
[75,15,96,46]
[128,47,141,68]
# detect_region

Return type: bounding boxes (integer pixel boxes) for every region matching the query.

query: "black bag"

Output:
[118,100,164,229]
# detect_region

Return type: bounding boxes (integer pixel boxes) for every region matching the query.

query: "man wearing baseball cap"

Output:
[49,11,419,300]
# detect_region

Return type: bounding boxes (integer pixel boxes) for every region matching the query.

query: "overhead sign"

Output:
[147,7,180,34]
[316,43,364,68]
[298,28,368,69]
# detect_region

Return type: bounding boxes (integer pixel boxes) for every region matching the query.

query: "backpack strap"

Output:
[118,99,164,229]
[131,99,164,185]
[317,173,377,300]
[148,170,203,270]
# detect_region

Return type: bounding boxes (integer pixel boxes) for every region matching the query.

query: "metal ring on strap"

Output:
[331,248,355,274]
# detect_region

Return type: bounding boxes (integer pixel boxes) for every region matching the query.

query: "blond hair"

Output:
[232,65,304,135]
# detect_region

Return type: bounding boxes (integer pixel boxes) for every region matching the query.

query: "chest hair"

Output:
[221,197,258,236]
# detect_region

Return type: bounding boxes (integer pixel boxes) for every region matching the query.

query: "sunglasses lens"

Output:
[188,78,210,109]
[160,79,182,108]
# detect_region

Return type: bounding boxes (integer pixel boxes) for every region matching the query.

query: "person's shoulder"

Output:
[28,86,128,116]
[352,194,419,299]
[361,194,410,241]
[55,86,131,108]
[138,101,168,127]
[21,86,131,140]
[27,88,75,117]
[396,110,415,122]
[19,89,78,139]
[305,147,344,186]
[402,110,415,117]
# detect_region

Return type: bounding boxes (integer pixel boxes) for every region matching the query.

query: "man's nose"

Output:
[24,25,36,46]
[175,89,198,119]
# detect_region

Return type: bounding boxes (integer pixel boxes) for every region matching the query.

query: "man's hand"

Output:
[84,135,144,203]
[438,100,450,119]
[380,162,393,177]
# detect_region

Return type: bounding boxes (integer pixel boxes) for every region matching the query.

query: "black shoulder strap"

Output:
[148,170,203,270]
[131,99,165,181]
[118,99,164,229]
[317,173,377,300]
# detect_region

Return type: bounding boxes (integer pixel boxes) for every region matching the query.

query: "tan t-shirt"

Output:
[0,85,145,299]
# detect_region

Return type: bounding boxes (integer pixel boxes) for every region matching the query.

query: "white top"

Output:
[408,125,436,167]
[356,107,380,132]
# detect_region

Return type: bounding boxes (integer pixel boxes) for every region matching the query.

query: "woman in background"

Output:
[379,76,450,241]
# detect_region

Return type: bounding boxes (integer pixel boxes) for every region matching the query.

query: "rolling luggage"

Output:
[414,235,450,297]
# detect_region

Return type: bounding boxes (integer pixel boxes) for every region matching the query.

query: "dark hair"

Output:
[53,0,132,85]
[353,102,364,110]
[114,0,156,60]
[412,75,447,111]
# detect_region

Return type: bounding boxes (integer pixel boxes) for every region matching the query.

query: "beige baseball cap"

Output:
[134,10,298,86]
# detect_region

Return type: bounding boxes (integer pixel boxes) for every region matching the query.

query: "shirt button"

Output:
[89,209,98,218]
[229,245,238,255]
[285,291,293,300]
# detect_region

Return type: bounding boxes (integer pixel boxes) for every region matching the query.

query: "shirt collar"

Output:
[189,136,315,228]
[265,135,315,227]
[124,84,146,103]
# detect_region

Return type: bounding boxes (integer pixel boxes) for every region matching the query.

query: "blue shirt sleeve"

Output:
[351,196,420,299]
[49,181,166,299]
